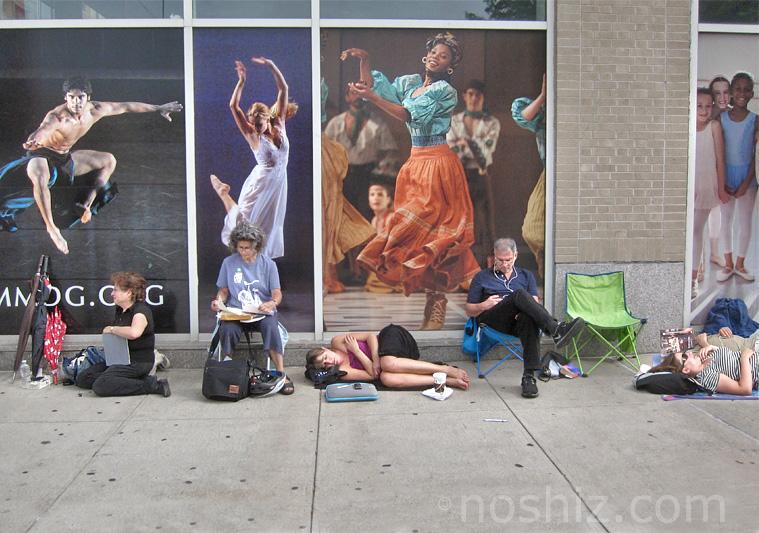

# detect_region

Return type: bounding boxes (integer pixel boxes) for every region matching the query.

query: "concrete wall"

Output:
[553,0,691,349]
[554,263,684,351]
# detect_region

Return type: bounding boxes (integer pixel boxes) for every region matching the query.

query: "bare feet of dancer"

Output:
[210,174,236,213]
[210,174,231,198]
[48,226,69,254]
[77,204,92,224]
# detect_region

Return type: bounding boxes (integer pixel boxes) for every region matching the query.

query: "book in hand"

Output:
[241,303,273,315]
[660,328,693,354]
[216,299,266,322]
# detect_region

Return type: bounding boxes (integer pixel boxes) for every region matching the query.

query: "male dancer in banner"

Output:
[0,76,182,254]
[447,79,501,266]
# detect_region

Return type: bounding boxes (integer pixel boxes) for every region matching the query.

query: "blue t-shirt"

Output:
[467,266,537,304]
[216,253,280,309]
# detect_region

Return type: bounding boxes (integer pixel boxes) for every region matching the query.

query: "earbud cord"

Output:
[493,265,518,293]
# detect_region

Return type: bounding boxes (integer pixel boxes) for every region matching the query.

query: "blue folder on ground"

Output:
[325,382,379,402]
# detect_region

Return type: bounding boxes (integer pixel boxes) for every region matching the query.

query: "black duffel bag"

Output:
[202,357,250,401]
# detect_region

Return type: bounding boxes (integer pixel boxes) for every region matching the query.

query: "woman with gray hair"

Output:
[212,220,293,394]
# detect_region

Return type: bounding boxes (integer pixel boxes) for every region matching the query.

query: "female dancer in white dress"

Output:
[211,57,297,259]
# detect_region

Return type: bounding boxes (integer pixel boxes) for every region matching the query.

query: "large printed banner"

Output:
[194,28,314,334]
[0,28,188,334]
[320,28,546,331]
[690,33,759,326]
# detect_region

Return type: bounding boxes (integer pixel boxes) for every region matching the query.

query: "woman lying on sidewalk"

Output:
[306,324,470,389]
[650,343,758,395]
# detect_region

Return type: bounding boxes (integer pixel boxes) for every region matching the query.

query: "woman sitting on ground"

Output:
[306,324,470,389]
[650,343,758,395]
[77,272,170,397]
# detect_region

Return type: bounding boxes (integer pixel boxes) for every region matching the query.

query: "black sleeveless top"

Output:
[113,301,155,364]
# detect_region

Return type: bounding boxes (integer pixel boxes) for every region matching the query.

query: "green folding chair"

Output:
[565,272,646,376]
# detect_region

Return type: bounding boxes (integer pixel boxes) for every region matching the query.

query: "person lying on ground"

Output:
[305,324,470,390]
[650,343,758,395]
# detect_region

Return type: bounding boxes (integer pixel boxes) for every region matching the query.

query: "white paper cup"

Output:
[433,372,447,394]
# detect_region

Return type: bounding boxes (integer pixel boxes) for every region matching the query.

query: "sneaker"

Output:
[552,317,585,349]
[734,268,755,282]
[716,267,733,282]
[157,379,171,397]
[0,214,18,233]
[521,374,539,398]
[156,350,171,370]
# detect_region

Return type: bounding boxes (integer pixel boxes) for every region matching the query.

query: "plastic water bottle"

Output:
[19,360,31,382]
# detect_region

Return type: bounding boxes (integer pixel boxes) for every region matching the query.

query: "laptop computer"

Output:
[102,332,131,366]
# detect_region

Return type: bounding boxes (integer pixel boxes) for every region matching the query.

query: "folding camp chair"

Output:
[208,317,286,370]
[564,271,646,376]
[463,317,524,378]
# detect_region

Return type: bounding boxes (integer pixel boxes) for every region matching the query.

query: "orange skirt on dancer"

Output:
[358,144,480,295]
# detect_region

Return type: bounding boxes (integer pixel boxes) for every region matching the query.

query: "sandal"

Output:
[279,376,295,395]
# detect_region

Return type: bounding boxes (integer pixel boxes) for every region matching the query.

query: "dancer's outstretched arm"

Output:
[92,100,182,121]
[340,48,373,87]
[229,60,256,139]
[252,57,289,123]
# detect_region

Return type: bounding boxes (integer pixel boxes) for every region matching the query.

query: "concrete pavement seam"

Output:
[310,390,323,533]
[484,374,611,532]
[686,403,759,444]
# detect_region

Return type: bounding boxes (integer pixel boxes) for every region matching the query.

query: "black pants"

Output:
[465,168,495,266]
[76,362,160,396]
[478,289,558,372]
[343,162,376,220]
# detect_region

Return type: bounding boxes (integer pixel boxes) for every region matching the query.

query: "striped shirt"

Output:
[691,347,759,393]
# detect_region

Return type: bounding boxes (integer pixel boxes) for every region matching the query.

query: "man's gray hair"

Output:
[228,221,266,254]
[493,238,517,254]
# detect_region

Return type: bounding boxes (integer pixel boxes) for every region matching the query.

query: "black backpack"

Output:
[202,357,250,401]
[304,364,347,387]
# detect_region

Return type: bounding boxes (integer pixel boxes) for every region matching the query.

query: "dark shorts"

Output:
[377,324,420,360]
[28,147,75,185]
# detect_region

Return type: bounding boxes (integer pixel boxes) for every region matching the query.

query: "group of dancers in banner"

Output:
[692,72,758,299]
[0,31,581,400]
[211,32,501,330]
[1,31,549,332]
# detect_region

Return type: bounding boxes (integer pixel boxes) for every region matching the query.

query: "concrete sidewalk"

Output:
[1,359,755,532]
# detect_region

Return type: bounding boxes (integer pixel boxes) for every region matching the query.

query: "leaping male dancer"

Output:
[0,76,182,254]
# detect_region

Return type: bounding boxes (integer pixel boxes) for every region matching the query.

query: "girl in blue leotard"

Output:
[716,72,758,284]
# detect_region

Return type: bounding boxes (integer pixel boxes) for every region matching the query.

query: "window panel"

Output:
[1,0,183,19]
[193,0,309,19]
[699,0,759,24]
[321,0,545,21]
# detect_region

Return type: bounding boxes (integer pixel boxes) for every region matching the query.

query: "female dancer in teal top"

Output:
[343,32,480,330]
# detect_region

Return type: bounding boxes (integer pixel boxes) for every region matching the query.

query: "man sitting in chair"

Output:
[465,238,584,398]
